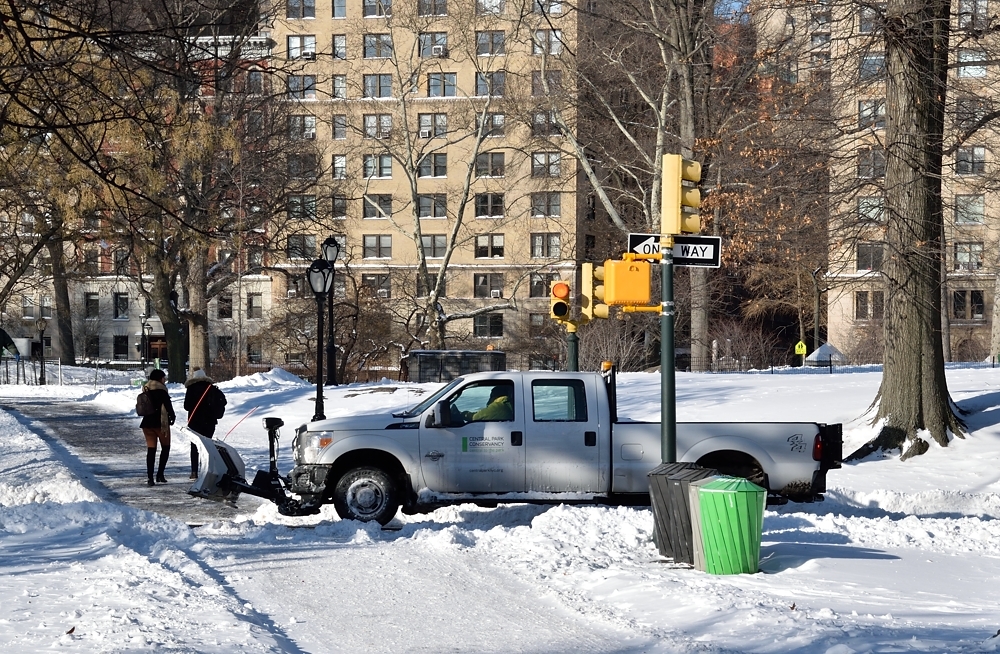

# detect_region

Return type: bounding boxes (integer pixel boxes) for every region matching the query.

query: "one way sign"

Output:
[672,235,722,268]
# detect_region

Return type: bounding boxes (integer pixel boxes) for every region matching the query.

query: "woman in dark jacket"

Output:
[140,369,175,486]
[184,367,227,479]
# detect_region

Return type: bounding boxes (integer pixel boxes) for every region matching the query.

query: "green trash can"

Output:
[697,477,766,575]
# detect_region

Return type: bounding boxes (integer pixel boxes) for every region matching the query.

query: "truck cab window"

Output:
[448,381,515,424]
[531,380,587,422]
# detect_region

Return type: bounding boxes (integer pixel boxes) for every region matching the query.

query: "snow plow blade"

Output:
[185,427,247,503]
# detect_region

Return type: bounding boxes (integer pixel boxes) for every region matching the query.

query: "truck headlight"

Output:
[300,431,334,463]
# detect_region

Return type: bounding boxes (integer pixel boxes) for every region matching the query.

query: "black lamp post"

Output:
[322,236,340,386]
[307,258,334,421]
[139,313,148,370]
[35,318,47,385]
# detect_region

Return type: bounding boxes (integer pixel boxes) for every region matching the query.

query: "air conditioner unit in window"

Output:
[377,288,390,298]
[304,132,316,140]
[431,45,448,58]
[490,289,502,299]
[301,51,316,60]
[419,129,432,138]
[287,288,297,298]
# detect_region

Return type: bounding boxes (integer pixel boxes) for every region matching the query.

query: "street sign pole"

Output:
[566,323,579,372]
[660,234,676,464]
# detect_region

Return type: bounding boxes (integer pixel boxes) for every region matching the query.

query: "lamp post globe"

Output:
[321,237,340,387]
[307,259,334,421]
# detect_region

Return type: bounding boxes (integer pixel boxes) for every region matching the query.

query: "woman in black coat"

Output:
[184,367,227,479]
[140,369,175,486]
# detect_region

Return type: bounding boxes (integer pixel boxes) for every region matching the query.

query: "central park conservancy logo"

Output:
[461,435,505,452]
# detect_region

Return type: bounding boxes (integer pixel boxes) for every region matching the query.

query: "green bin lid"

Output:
[698,476,765,494]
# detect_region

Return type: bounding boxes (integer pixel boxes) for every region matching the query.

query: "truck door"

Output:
[524,378,601,492]
[418,380,526,493]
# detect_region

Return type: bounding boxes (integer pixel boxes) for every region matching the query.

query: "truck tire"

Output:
[332,467,400,525]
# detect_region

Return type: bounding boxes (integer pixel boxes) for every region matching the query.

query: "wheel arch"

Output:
[694,449,770,490]
[328,449,413,503]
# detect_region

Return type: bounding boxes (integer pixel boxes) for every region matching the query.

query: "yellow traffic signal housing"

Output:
[661,153,702,234]
[604,259,651,306]
[581,262,610,321]
[549,280,572,321]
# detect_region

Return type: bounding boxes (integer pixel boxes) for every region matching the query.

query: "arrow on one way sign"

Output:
[628,233,661,255]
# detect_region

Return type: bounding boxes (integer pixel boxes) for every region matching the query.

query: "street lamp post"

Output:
[322,237,341,386]
[307,259,335,421]
[139,313,148,370]
[35,318,48,385]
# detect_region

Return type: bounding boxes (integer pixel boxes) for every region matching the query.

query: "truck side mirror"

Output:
[432,400,452,428]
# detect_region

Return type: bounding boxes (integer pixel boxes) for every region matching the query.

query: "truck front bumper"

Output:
[287,464,332,499]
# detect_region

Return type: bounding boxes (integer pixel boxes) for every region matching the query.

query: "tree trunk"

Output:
[186,247,210,377]
[46,237,76,365]
[858,0,963,460]
[689,268,710,371]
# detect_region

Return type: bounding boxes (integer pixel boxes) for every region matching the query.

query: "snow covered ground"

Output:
[3,365,1000,653]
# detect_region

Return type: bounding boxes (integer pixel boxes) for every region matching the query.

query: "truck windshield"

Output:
[393,377,465,418]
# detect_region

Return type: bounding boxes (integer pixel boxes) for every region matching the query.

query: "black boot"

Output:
[156,444,170,483]
[190,443,199,479]
[146,447,156,486]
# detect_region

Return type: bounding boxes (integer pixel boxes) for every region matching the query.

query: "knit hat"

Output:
[191,368,207,380]
[149,369,166,381]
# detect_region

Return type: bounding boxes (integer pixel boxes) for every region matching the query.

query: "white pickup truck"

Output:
[188,371,842,524]
[190,369,842,525]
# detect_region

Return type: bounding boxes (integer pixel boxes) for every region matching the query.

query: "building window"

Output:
[958,48,987,78]
[532,29,563,55]
[288,153,317,180]
[532,152,561,177]
[857,147,886,179]
[958,0,988,27]
[474,313,504,337]
[363,74,393,98]
[428,72,457,97]
[475,71,506,97]
[417,271,446,297]
[953,289,985,320]
[956,146,986,174]
[288,75,316,100]
[328,74,345,99]
[218,294,233,319]
[531,110,560,137]
[859,99,885,129]
[113,249,130,274]
[476,152,505,177]
[478,113,505,137]
[955,242,984,271]
[364,33,393,58]
[475,193,504,218]
[363,234,392,258]
[422,235,447,258]
[531,232,560,258]
[477,0,505,14]
[85,336,100,358]
[475,234,505,259]
[956,97,987,131]
[530,273,556,298]
[288,195,317,221]
[419,0,448,15]
[363,153,393,178]
[476,31,505,56]
[362,114,392,139]
[362,274,392,298]
[247,293,263,320]
[418,153,447,177]
[474,273,504,298]
[287,0,315,19]
[533,0,562,14]
[363,0,391,16]
[287,35,316,59]
[333,195,348,219]
[113,292,129,319]
[859,4,882,32]
[418,113,448,137]
[531,192,561,218]
[859,54,885,81]
[418,194,448,218]
[855,290,884,320]
[363,194,392,219]
[332,154,346,179]
[532,70,562,95]
[856,242,883,271]
[113,335,129,360]
[247,340,263,363]
[21,295,34,319]
[418,32,448,57]
[288,115,316,140]
[857,196,885,222]
[955,194,985,224]
[84,292,99,319]
[529,313,548,338]
[333,115,347,139]
[287,234,316,259]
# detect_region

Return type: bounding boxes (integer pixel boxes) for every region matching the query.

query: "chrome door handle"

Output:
[425,450,445,461]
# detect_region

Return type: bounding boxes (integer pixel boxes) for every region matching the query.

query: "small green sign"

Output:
[794,341,807,355]
[462,437,468,452]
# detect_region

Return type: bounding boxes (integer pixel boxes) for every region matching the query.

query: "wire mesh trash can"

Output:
[697,477,766,574]
[648,462,718,563]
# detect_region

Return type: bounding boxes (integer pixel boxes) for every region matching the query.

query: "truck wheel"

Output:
[332,467,399,525]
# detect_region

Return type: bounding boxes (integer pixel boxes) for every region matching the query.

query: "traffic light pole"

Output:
[566,323,578,372]
[660,235,676,464]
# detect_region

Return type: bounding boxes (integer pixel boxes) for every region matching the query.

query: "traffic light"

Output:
[549,280,571,321]
[581,263,610,322]
[661,153,702,234]
[604,259,651,306]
